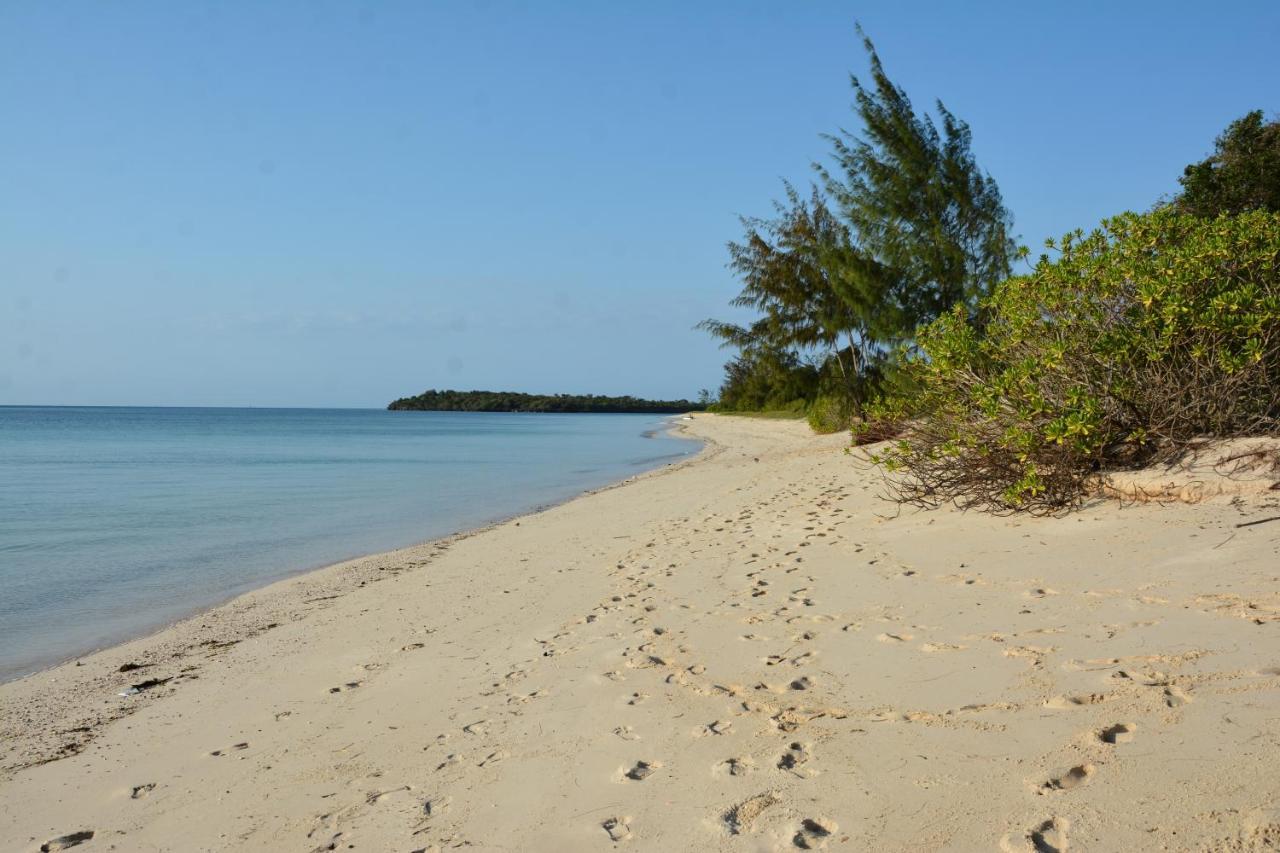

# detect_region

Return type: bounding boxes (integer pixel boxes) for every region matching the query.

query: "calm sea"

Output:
[0,406,697,681]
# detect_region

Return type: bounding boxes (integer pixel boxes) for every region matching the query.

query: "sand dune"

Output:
[2,415,1279,851]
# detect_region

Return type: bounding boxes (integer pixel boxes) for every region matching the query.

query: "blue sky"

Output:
[2,1,1277,407]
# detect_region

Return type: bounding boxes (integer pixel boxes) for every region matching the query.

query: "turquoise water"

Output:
[0,407,697,681]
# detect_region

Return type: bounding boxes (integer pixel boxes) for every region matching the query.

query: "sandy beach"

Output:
[2,414,1279,852]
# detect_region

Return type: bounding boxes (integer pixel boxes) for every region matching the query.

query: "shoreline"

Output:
[0,417,717,772]
[2,414,1278,851]
[0,415,705,686]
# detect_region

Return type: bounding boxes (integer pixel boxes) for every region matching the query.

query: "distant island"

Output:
[387,389,706,414]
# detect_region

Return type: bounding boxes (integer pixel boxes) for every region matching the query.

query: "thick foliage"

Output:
[1175,110,1280,217]
[700,186,876,414]
[871,209,1280,513]
[820,26,1015,328]
[710,348,820,413]
[806,394,855,434]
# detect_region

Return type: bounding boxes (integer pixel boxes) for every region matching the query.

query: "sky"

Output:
[2,1,1278,408]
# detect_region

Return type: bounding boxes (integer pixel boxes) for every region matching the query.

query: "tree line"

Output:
[388,389,705,414]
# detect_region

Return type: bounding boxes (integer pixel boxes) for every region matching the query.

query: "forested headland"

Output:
[387,389,705,414]
[702,26,1280,512]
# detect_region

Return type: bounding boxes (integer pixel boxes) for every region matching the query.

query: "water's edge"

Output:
[3,417,708,685]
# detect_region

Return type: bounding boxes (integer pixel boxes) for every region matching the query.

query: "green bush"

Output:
[806,394,854,434]
[872,209,1280,512]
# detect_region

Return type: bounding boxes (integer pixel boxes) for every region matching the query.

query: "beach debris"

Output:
[118,676,171,697]
[117,661,147,672]
[40,831,94,851]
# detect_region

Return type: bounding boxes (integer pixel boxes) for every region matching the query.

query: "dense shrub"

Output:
[806,394,854,434]
[871,209,1280,513]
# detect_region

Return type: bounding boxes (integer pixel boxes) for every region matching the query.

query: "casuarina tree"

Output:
[819,27,1016,337]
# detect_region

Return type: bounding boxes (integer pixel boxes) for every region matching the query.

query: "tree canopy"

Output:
[1174,110,1280,217]
[819,26,1015,330]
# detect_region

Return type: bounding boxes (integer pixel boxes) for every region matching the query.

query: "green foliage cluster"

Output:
[870,209,1280,512]
[1173,110,1280,218]
[806,394,855,434]
[706,348,819,414]
[701,29,1012,425]
[387,389,704,414]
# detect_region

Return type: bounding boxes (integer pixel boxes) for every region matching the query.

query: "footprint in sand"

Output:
[623,760,660,781]
[366,784,413,804]
[40,831,95,851]
[695,720,733,737]
[602,816,632,842]
[793,817,837,849]
[715,757,754,777]
[614,725,640,741]
[777,741,810,771]
[1031,817,1069,852]
[1001,817,1069,853]
[210,742,249,756]
[1098,722,1137,744]
[920,642,965,653]
[723,791,781,835]
[328,681,362,694]
[1044,693,1107,709]
[130,782,156,799]
[422,794,452,818]
[1040,763,1095,793]
[876,632,912,643]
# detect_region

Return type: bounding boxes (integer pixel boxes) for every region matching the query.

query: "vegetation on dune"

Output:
[387,390,704,414]
[870,209,1280,513]
[700,25,1279,512]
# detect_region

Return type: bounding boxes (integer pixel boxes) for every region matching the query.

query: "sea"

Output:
[0,406,698,681]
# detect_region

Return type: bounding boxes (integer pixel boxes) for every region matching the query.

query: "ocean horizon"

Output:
[0,406,698,681]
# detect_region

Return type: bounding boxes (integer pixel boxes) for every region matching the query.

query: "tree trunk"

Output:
[846,332,865,419]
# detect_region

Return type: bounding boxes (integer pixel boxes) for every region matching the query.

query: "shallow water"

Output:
[0,407,697,680]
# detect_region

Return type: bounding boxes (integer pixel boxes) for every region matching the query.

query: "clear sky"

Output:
[2,1,1277,407]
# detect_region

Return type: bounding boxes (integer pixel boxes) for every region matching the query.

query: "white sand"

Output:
[2,414,1279,852]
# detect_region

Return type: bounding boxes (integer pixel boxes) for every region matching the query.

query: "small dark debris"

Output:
[40,830,94,851]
